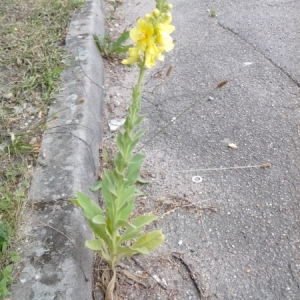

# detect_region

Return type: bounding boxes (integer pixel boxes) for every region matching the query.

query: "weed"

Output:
[209,9,216,17]
[94,31,131,58]
[107,0,123,12]
[73,1,175,299]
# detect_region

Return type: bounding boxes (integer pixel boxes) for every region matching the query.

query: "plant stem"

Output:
[110,63,146,270]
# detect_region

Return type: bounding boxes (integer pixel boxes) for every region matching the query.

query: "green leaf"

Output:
[73,191,104,220]
[2,264,13,277]
[118,226,141,245]
[118,199,134,221]
[132,230,165,252]
[137,176,149,184]
[122,131,133,148]
[116,245,149,258]
[92,214,106,225]
[85,239,110,262]
[114,45,132,54]
[88,221,112,249]
[110,31,129,52]
[119,185,141,208]
[134,115,145,127]
[90,180,102,191]
[101,170,116,213]
[105,170,118,197]
[10,252,20,263]
[94,35,105,54]
[115,219,136,231]
[85,239,104,251]
[117,215,158,245]
[129,153,145,164]
[114,152,125,175]
[127,130,145,154]
[125,153,145,185]
[131,214,158,228]
[116,245,137,257]
[1,241,7,253]
[116,131,124,155]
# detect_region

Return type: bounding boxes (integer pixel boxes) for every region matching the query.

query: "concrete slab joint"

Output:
[11,1,105,299]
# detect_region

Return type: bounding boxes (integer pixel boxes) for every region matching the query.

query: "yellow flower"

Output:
[130,18,154,53]
[156,23,175,52]
[144,43,165,68]
[122,47,139,65]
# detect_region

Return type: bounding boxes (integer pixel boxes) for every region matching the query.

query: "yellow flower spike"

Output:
[123,3,175,68]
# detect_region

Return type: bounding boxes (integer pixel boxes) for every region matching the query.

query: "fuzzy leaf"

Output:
[117,245,149,257]
[134,115,145,127]
[118,226,141,245]
[132,230,165,252]
[125,153,145,185]
[118,199,135,221]
[116,131,124,155]
[122,131,133,148]
[73,191,104,220]
[119,185,141,208]
[88,221,113,249]
[92,214,106,225]
[117,215,158,245]
[90,180,102,191]
[105,170,118,196]
[85,239,104,251]
[131,214,158,228]
[115,220,136,231]
[85,239,110,262]
[101,170,115,213]
[137,176,149,184]
[127,130,145,154]
[114,152,125,175]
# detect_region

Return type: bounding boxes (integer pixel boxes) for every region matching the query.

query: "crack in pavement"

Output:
[217,20,300,88]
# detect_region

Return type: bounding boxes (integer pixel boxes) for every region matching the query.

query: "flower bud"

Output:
[167,3,173,10]
[152,8,160,17]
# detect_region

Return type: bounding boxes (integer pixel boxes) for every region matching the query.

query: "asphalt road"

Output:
[120,0,300,299]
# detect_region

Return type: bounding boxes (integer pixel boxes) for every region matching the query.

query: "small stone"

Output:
[3,92,13,99]
[108,118,125,131]
[113,100,120,107]
[228,143,238,149]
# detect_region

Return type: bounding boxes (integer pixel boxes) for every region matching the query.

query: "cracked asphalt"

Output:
[117,0,300,299]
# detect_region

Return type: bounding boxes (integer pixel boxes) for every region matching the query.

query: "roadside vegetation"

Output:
[0,0,83,297]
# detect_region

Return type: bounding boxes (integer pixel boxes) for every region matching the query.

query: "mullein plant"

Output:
[72,1,175,298]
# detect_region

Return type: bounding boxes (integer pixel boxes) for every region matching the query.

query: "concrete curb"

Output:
[11,1,105,299]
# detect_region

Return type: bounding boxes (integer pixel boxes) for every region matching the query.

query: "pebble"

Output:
[3,92,13,99]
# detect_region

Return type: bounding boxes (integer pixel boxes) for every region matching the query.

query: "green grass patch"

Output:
[0,0,84,297]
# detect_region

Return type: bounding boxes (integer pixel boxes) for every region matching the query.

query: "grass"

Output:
[0,0,84,297]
